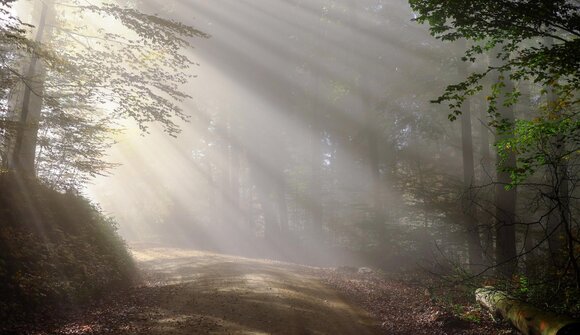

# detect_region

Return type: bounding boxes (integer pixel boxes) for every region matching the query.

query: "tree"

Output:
[409,0,579,146]
[8,1,53,176]
[0,0,36,167]
[457,42,485,273]
[1,0,208,188]
[410,0,580,297]
[491,46,518,277]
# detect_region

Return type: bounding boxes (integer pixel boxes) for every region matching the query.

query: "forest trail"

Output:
[16,247,515,335]
[50,247,382,335]
[126,247,382,334]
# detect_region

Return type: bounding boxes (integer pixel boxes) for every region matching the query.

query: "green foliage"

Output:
[0,1,33,117]
[0,174,135,318]
[426,281,485,324]
[496,111,579,188]
[1,0,208,189]
[410,0,579,131]
[502,269,580,316]
[410,2,580,314]
[55,1,209,135]
[520,275,530,294]
[36,108,120,191]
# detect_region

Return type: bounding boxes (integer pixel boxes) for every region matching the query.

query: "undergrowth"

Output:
[0,174,135,321]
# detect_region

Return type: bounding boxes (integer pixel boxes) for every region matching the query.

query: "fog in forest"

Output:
[84,0,484,270]
[2,0,579,333]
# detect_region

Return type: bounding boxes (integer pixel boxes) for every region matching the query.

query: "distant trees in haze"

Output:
[122,0,579,313]
[135,0,481,266]
[1,0,577,316]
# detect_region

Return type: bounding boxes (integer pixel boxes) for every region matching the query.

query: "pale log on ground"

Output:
[475,287,580,335]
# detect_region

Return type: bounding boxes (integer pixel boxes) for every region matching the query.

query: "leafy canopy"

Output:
[409,0,579,186]
[1,0,208,189]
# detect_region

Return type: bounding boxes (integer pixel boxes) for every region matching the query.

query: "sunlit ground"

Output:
[56,247,381,335]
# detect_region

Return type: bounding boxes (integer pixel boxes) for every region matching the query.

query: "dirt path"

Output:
[49,248,382,335]
[10,247,517,335]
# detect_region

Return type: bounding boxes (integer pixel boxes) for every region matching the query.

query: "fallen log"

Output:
[475,287,580,335]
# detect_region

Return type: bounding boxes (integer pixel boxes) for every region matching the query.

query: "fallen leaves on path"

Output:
[2,249,518,335]
[314,268,517,335]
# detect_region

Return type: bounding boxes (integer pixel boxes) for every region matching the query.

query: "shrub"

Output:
[0,174,135,319]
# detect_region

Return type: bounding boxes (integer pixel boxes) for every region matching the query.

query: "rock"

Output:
[358,267,373,274]
[336,266,358,273]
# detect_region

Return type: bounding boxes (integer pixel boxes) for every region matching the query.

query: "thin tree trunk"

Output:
[260,191,279,242]
[307,28,324,241]
[219,120,232,230]
[308,108,323,240]
[366,100,386,247]
[458,46,484,272]
[248,154,280,242]
[463,97,485,272]
[478,78,495,262]
[229,134,241,221]
[545,42,567,265]
[277,180,289,234]
[542,37,574,281]
[492,47,518,277]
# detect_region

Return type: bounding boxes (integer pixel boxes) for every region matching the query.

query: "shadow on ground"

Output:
[54,248,382,335]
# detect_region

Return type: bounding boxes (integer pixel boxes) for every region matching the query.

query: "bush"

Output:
[0,174,135,319]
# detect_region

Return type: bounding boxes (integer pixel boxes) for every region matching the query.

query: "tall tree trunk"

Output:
[366,100,386,247]
[544,37,567,265]
[462,94,485,272]
[515,80,539,275]
[347,0,386,247]
[542,38,575,282]
[9,1,53,177]
[260,190,279,242]
[306,16,325,241]
[478,72,495,262]
[219,132,231,230]
[241,149,256,235]
[277,180,289,234]
[492,47,518,277]
[248,154,280,242]
[308,105,323,240]
[229,132,241,222]
[458,46,484,272]
[206,150,219,228]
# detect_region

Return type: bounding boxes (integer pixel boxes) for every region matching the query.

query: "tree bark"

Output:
[366,99,386,247]
[277,180,289,234]
[306,18,325,241]
[543,38,569,269]
[478,64,495,262]
[307,107,323,240]
[9,1,53,177]
[458,44,484,272]
[476,287,580,335]
[491,47,518,277]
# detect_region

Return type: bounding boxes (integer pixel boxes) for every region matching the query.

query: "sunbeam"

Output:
[2,0,579,334]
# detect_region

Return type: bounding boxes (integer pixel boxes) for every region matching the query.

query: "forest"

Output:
[0,0,578,334]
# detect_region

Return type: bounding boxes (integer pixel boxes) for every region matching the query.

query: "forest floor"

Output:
[7,247,516,335]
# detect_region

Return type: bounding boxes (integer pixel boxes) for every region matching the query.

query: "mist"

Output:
[3,0,578,333]
[86,0,470,271]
